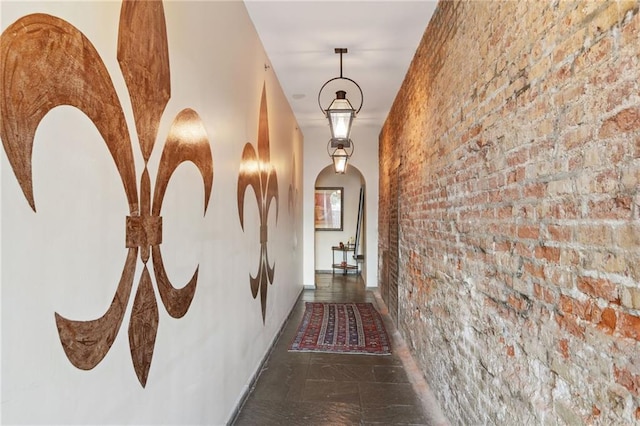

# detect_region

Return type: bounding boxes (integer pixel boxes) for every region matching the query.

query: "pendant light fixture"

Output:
[327,139,354,174]
[318,48,363,160]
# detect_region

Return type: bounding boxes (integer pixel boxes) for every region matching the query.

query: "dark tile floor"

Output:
[231,274,449,426]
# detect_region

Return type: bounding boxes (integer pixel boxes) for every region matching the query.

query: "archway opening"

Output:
[313,164,366,282]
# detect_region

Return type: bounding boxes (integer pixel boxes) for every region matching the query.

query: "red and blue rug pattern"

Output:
[289,302,391,355]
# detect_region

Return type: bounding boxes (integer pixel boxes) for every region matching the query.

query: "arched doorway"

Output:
[313,165,366,281]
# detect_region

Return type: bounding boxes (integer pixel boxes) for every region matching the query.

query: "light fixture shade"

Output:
[326,90,355,142]
[331,145,349,174]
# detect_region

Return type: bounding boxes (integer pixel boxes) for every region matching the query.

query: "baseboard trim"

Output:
[226,286,304,425]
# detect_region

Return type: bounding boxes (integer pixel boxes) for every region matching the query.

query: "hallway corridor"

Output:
[232,274,448,425]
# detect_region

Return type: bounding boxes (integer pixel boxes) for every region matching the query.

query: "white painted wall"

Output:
[0,1,303,424]
[302,125,379,287]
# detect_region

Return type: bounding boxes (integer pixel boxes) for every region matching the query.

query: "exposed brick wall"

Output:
[379,1,640,424]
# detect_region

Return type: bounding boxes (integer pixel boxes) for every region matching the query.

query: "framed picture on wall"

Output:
[315,187,343,231]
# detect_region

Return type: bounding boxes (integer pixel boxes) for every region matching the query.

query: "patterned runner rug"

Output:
[289,302,391,355]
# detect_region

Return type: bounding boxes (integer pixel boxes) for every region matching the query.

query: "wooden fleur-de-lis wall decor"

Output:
[237,84,279,322]
[288,155,299,248]
[0,1,214,387]
[288,156,298,217]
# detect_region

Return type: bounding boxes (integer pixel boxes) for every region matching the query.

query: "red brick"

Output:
[535,246,561,262]
[577,276,619,303]
[572,298,595,322]
[518,225,540,240]
[576,35,612,71]
[544,285,557,304]
[549,63,573,88]
[559,295,574,315]
[507,148,529,167]
[618,312,640,341]
[598,307,617,334]
[549,200,580,219]
[506,345,515,357]
[495,206,513,219]
[534,282,543,299]
[523,182,546,198]
[508,293,527,312]
[614,366,640,396]
[514,243,533,258]
[514,167,526,183]
[547,225,572,242]
[599,108,640,138]
[587,197,633,220]
[499,187,520,201]
[556,313,585,339]
[525,262,545,279]
[494,241,511,252]
[559,339,570,359]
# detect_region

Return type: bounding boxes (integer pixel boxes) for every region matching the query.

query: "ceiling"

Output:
[244,1,438,139]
